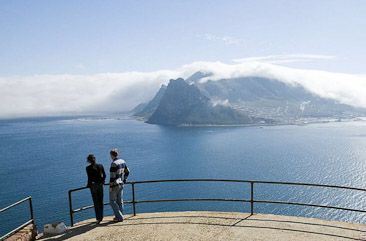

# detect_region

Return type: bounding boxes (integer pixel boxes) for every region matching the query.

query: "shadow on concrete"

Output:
[246,216,366,233]
[128,214,364,233]
[39,221,114,241]
[117,214,364,241]
[126,214,249,222]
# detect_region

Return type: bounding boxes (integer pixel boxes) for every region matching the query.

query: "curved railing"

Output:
[67,179,366,226]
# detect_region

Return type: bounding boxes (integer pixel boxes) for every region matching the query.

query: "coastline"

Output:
[131,115,366,128]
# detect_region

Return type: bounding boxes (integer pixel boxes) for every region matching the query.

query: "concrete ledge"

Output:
[39,212,366,241]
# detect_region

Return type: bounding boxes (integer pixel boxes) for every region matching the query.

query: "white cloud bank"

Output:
[1,59,366,118]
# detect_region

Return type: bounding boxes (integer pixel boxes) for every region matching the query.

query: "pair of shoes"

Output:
[96,220,102,224]
[112,217,123,222]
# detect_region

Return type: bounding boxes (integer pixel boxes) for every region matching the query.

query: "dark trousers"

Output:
[90,183,104,221]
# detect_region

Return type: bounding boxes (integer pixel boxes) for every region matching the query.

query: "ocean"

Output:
[1,116,366,235]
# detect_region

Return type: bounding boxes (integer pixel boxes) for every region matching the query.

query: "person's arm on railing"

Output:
[86,167,91,188]
[123,165,130,184]
[101,165,106,184]
[109,162,117,187]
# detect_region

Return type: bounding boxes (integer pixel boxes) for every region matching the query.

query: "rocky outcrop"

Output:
[5,224,37,241]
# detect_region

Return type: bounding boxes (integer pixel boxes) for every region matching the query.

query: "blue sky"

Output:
[1,0,366,75]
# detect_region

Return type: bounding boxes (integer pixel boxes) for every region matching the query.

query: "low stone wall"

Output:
[5,224,37,241]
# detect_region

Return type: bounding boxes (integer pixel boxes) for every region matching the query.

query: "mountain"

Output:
[146,78,264,125]
[132,84,167,119]
[185,71,211,84]
[196,76,365,120]
[132,72,366,126]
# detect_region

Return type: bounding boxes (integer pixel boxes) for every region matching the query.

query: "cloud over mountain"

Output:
[1,59,366,118]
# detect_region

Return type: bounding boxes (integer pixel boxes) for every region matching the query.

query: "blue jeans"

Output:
[109,184,123,220]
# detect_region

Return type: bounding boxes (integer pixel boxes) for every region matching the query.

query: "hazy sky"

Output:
[1,0,366,75]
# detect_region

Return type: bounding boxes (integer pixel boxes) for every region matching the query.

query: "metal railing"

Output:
[0,196,34,240]
[68,179,366,227]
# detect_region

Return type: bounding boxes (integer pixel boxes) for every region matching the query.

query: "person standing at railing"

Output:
[109,148,130,222]
[86,154,106,224]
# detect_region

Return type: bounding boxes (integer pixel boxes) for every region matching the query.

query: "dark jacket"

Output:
[86,163,106,187]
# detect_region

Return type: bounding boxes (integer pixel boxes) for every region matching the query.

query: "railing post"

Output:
[250,182,254,215]
[132,183,136,216]
[68,190,74,227]
[29,197,34,223]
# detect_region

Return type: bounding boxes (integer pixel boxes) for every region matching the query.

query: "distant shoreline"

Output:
[2,114,366,129]
[132,116,366,128]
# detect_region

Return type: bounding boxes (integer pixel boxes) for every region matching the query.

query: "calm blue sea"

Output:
[1,116,366,235]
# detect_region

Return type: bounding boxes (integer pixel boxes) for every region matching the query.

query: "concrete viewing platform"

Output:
[39,211,366,241]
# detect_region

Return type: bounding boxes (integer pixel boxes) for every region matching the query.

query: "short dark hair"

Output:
[110,148,119,157]
[87,154,96,163]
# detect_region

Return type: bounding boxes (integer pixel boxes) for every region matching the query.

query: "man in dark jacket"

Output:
[86,154,106,224]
